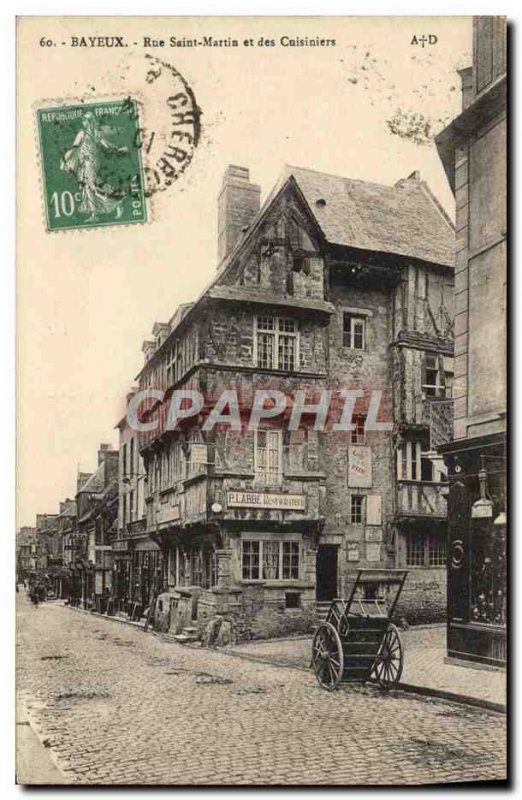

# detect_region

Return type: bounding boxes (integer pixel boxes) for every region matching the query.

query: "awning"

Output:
[134,539,161,552]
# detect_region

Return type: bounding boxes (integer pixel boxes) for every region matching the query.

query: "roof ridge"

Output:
[417,180,455,232]
[285,164,406,194]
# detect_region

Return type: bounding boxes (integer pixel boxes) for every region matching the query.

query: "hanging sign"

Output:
[471,498,493,518]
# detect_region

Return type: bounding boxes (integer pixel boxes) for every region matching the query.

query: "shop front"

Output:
[441,432,506,668]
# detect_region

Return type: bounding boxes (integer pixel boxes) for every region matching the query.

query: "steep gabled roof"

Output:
[135,163,454,381]
[286,165,455,267]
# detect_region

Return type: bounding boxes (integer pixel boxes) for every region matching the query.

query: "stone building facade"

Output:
[112,391,160,617]
[119,163,455,639]
[16,526,40,581]
[436,17,507,667]
[75,444,119,610]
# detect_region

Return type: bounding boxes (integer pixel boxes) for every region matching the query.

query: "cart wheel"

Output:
[311,622,344,691]
[371,623,403,690]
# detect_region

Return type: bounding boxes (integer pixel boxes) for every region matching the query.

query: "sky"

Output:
[17,16,472,527]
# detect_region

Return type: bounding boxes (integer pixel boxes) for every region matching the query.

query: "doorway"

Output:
[316,545,338,601]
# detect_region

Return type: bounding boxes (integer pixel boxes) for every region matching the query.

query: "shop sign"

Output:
[112,539,129,552]
[227,491,306,511]
[366,543,381,562]
[348,446,372,488]
[471,499,493,518]
[347,545,360,562]
[156,504,181,525]
[190,443,208,465]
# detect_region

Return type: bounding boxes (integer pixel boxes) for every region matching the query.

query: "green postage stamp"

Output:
[36,99,147,232]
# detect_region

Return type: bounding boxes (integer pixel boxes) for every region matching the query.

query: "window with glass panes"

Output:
[397,441,439,482]
[255,316,298,371]
[428,536,447,567]
[241,538,301,581]
[406,535,425,566]
[351,415,366,444]
[242,540,260,580]
[343,314,365,350]
[423,352,454,399]
[255,429,282,484]
[282,542,300,579]
[406,533,447,567]
[351,495,365,524]
[397,441,421,481]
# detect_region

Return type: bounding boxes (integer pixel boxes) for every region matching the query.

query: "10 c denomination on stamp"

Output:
[36,99,147,232]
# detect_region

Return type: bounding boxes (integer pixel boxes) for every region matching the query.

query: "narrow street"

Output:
[16,594,507,786]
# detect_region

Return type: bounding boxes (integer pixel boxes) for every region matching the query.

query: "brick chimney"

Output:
[218,165,261,264]
[98,443,113,466]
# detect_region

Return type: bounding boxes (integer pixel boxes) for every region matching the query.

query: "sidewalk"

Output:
[16,702,72,785]
[225,625,507,711]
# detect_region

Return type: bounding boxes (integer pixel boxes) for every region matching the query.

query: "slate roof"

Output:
[285,166,455,267]
[76,464,105,495]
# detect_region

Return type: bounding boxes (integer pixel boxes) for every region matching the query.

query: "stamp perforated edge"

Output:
[32,92,154,235]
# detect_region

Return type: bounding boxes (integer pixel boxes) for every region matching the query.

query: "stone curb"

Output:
[396,682,506,715]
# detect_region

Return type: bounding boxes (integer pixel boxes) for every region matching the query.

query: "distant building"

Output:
[75,444,119,610]
[48,498,78,598]
[124,162,455,637]
[35,513,58,575]
[16,526,39,580]
[113,389,151,616]
[436,17,507,667]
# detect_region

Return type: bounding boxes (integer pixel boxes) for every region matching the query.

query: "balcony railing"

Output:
[397,480,449,518]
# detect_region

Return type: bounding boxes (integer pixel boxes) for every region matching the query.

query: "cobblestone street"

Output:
[16,595,507,786]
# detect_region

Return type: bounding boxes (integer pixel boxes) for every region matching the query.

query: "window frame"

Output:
[350,494,366,525]
[241,535,301,582]
[397,441,422,481]
[254,428,283,485]
[406,532,447,568]
[351,414,367,445]
[422,352,454,400]
[397,442,442,483]
[342,313,366,350]
[253,315,299,372]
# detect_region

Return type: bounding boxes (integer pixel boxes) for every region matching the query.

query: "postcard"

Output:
[16,15,507,786]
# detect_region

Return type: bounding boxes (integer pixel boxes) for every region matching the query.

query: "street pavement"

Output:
[228,626,507,708]
[16,594,507,786]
